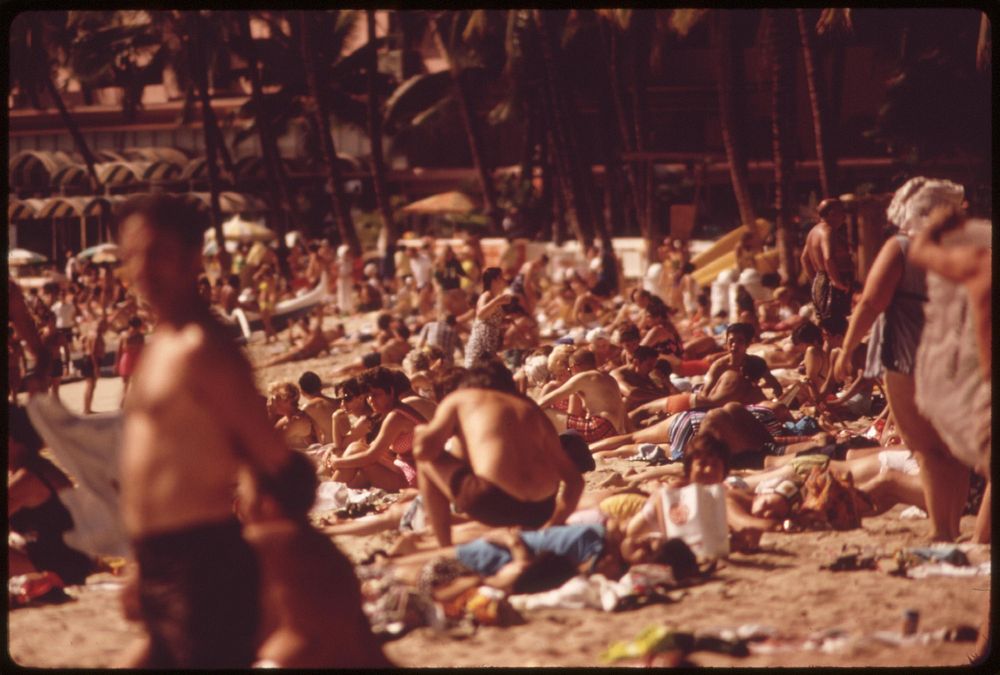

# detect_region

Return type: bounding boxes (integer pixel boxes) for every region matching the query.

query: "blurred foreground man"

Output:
[116,195,313,668]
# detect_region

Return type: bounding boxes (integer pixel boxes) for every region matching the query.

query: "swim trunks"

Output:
[676,359,712,377]
[664,392,693,415]
[812,271,852,322]
[449,466,556,529]
[565,413,616,443]
[75,358,95,379]
[134,518,259,668]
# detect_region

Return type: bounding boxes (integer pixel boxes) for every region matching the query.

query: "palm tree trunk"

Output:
[535,10,595,247]
[42,76,103,194]
[191,14,230,271]
[367,9,398,270]
[431,18,501,233]
[240,13,293,278]
[300,11,361,257]
[599,19,645,244]
[797,9,836,198]
[768,10,798,284]
[712,12,755,227]
[629,18,655,245]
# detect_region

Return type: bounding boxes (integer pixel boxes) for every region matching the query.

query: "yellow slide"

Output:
[690,219,773,286]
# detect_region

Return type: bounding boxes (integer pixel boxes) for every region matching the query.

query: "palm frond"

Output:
[669,9,708,38]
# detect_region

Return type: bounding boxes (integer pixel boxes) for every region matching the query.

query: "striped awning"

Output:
[9,150,76,192]
[142,160,183,182]
[96,161,152,186]
[186,191,268,214]
[97,150,128,163]
[51,164,91,192]
[8,197,49,220]
[37,195,118,219]
[181,157,209,182]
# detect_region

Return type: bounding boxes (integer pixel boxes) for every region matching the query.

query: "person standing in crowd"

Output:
[79,315,107,415]
[115,316,145,407]
[115,194,313,668]
[801,198,855,322]
[336,245,355,316]
[835,178,968,542]
[417,312,462,366]
[464,267,511,369]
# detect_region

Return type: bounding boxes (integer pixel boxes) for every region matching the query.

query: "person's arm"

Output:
[329,412,405,470]
[801,345,824,403]
[535,372,584,409]
[411,396,460,463]
[477,290,510,320]
[799,245,815,279]
[417,324,428,349]
[759,365,784,399]
[834,238,905,381]
[724,489,782,531]
[541,437,586,528]
[698,357,726,396]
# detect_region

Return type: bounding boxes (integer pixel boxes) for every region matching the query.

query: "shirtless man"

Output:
[297,371,338,444]
[412,370,586,547]
[116,194,313,668]
[79,316,107,415]
[330,318,411,378]
[631,322,782,420]
[610,346,675,410]
[801,198,855,322]
[536,348,626,442]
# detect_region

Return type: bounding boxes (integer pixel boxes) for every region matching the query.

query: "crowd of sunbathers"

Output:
[8,179,991,667]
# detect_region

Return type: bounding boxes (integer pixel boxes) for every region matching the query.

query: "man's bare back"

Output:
[442,389,564,501]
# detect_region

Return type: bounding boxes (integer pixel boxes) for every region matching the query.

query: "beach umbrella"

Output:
[77,243,120,262]
[8,248,48,266]
[205,215,276,242]
[401,191,478,215]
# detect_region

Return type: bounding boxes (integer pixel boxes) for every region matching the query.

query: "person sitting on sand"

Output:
[297,371,338,444]
[412,366,587,547]
[326,367,436,491]
[610,346,678,410]
[536,348,627,441]
[321,376,375,471]
[633,323,783,419]
[267,382,317,451]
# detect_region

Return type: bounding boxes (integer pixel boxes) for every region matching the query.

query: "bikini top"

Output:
[389,403,427,459]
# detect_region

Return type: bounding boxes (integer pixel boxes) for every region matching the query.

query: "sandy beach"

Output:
[9,316,990,668]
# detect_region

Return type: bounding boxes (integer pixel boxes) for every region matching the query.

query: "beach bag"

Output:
[653,483,729,558]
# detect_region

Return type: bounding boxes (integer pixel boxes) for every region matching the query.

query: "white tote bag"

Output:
[655,483,729,559]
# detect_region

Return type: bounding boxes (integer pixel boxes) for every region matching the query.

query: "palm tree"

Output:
[764,9,799,284]
[668,9,756,229]
[366,10,398,267]
[235,12,296,241]
[12,12,104,193]
[429,11,502,233]
[797,9,837,198]
[299,10,361,256]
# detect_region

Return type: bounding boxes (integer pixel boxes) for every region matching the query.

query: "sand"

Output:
[9,314,991,668]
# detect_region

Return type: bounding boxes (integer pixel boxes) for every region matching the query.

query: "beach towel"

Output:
[26,396,129,559]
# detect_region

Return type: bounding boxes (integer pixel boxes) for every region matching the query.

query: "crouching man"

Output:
[413,367,587,547]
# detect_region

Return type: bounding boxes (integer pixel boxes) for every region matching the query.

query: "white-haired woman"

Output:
[834,177,969,542]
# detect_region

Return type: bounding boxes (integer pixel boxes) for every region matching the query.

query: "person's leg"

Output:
[120,376,129,408]
[857,470,926,515]
[884,371,967,541]
[414,452,467,547]
[50,376,61,401]
[83,376,96,414]
[359,463,408,492]
[700,403,771,455]
[973,481,990,545]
